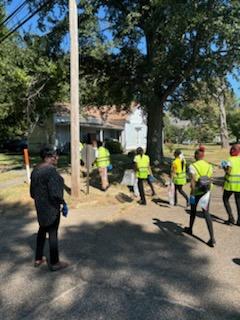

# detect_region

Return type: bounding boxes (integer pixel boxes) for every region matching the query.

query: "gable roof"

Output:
[54,102,140,130]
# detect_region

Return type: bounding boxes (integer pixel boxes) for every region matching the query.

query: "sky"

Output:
[5,1,240,99]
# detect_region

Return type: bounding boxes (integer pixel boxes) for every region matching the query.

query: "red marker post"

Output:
[23,148,31,184]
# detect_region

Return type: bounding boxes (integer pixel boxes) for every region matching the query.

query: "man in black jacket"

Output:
[30,147,68,271]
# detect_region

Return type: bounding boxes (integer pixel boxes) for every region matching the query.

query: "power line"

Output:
[0,0,28,29]
[0,0,52,44]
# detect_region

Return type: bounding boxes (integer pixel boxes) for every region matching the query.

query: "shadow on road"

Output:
[232,258,240,266]
[115,192,133,203]
[0,197,239,320]
[185,208,226,226]
[152,197,170,207]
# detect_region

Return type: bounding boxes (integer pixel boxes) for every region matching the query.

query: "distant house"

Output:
[28,103,147,153]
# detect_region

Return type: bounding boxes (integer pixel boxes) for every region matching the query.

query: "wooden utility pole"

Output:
[69,0,80,198]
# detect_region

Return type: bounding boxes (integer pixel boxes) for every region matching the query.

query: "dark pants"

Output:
[35,215,60,265]
[188,194,215,241]
[138,176,155,204]
[174,184,188,205]
[223,190,240,223]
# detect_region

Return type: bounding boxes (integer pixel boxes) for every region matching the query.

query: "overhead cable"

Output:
[0,0,53,44]
[0,0,28,29]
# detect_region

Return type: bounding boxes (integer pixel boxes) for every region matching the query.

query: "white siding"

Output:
[123,108,147,151]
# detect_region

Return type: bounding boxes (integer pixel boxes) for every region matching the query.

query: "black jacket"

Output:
[30,165,65,227]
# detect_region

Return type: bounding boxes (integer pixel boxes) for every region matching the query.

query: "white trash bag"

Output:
[121,169,136,186]
[198,191,210,211]
[168,181,175,206]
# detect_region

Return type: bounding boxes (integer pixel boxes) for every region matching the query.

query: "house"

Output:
[28,103,148,153]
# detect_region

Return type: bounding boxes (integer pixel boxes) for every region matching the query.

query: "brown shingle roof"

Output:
[54,102,139,130]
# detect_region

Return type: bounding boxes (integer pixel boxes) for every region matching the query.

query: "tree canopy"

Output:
[2,1,240,159]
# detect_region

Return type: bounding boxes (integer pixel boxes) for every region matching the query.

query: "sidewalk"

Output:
[0,185,239,320]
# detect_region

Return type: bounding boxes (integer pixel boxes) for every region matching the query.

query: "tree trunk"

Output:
[218,88,229,149]
[146,103,164,164]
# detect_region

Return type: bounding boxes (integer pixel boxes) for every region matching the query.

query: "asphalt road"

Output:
[0,185,239,320]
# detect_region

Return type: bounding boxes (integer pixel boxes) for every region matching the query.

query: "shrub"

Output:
[105,140,123,154]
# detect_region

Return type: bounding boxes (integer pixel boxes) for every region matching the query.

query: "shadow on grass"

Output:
[0,197,239,320]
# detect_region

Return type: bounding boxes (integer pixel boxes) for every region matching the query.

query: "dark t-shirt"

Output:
[30,165,65,227]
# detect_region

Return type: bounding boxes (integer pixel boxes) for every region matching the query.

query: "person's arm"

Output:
[171,163,176,180]
[30,182,35,199]
[189,165,196,195]
[190,175,196,195]
[148,165,153,176]
[30,171,35,199]
[47,169,65,205]
[133,156,138,172]
[225,166,231,174]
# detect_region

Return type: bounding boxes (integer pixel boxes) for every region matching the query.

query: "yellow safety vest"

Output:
[96,147,110,168]
[135,154,150,179]
[172,158,187,185]
[192,160,212,195]
[224,156,240,192]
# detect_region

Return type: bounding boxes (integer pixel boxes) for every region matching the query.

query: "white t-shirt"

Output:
[189,164,196,175]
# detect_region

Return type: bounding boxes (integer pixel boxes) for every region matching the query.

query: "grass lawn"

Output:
[0,153,70,172]
[164,144,229,166]
[0,144,230,171]
[0,145,230,208]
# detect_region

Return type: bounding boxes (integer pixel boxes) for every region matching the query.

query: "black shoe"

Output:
[225,219,235,225]
[207,239,216,248]
[138,200,146,205]
[50,261,69,272]
[184,227,192,235]
[236,220,240,226]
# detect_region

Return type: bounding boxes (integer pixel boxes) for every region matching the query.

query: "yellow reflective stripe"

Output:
[97,156,110,161]
[176,172,186,176]
[227,182,240,184]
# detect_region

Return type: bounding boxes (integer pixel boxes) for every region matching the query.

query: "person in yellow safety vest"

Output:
[222,144,240,226]
[184,147,216,247]
[96,141,110,191]
[171,149,189,207]
[134,147,156,205]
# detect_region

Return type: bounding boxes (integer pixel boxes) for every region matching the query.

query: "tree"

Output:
[227,103,240,143]
[8,1,240,161]
[95,1,240,162]
[0,34,68,138]
[213,82,230,149]
[170,80,235,145]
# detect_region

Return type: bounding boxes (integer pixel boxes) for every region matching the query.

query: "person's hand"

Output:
[62,203,69,217]
[220,160,228,169]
